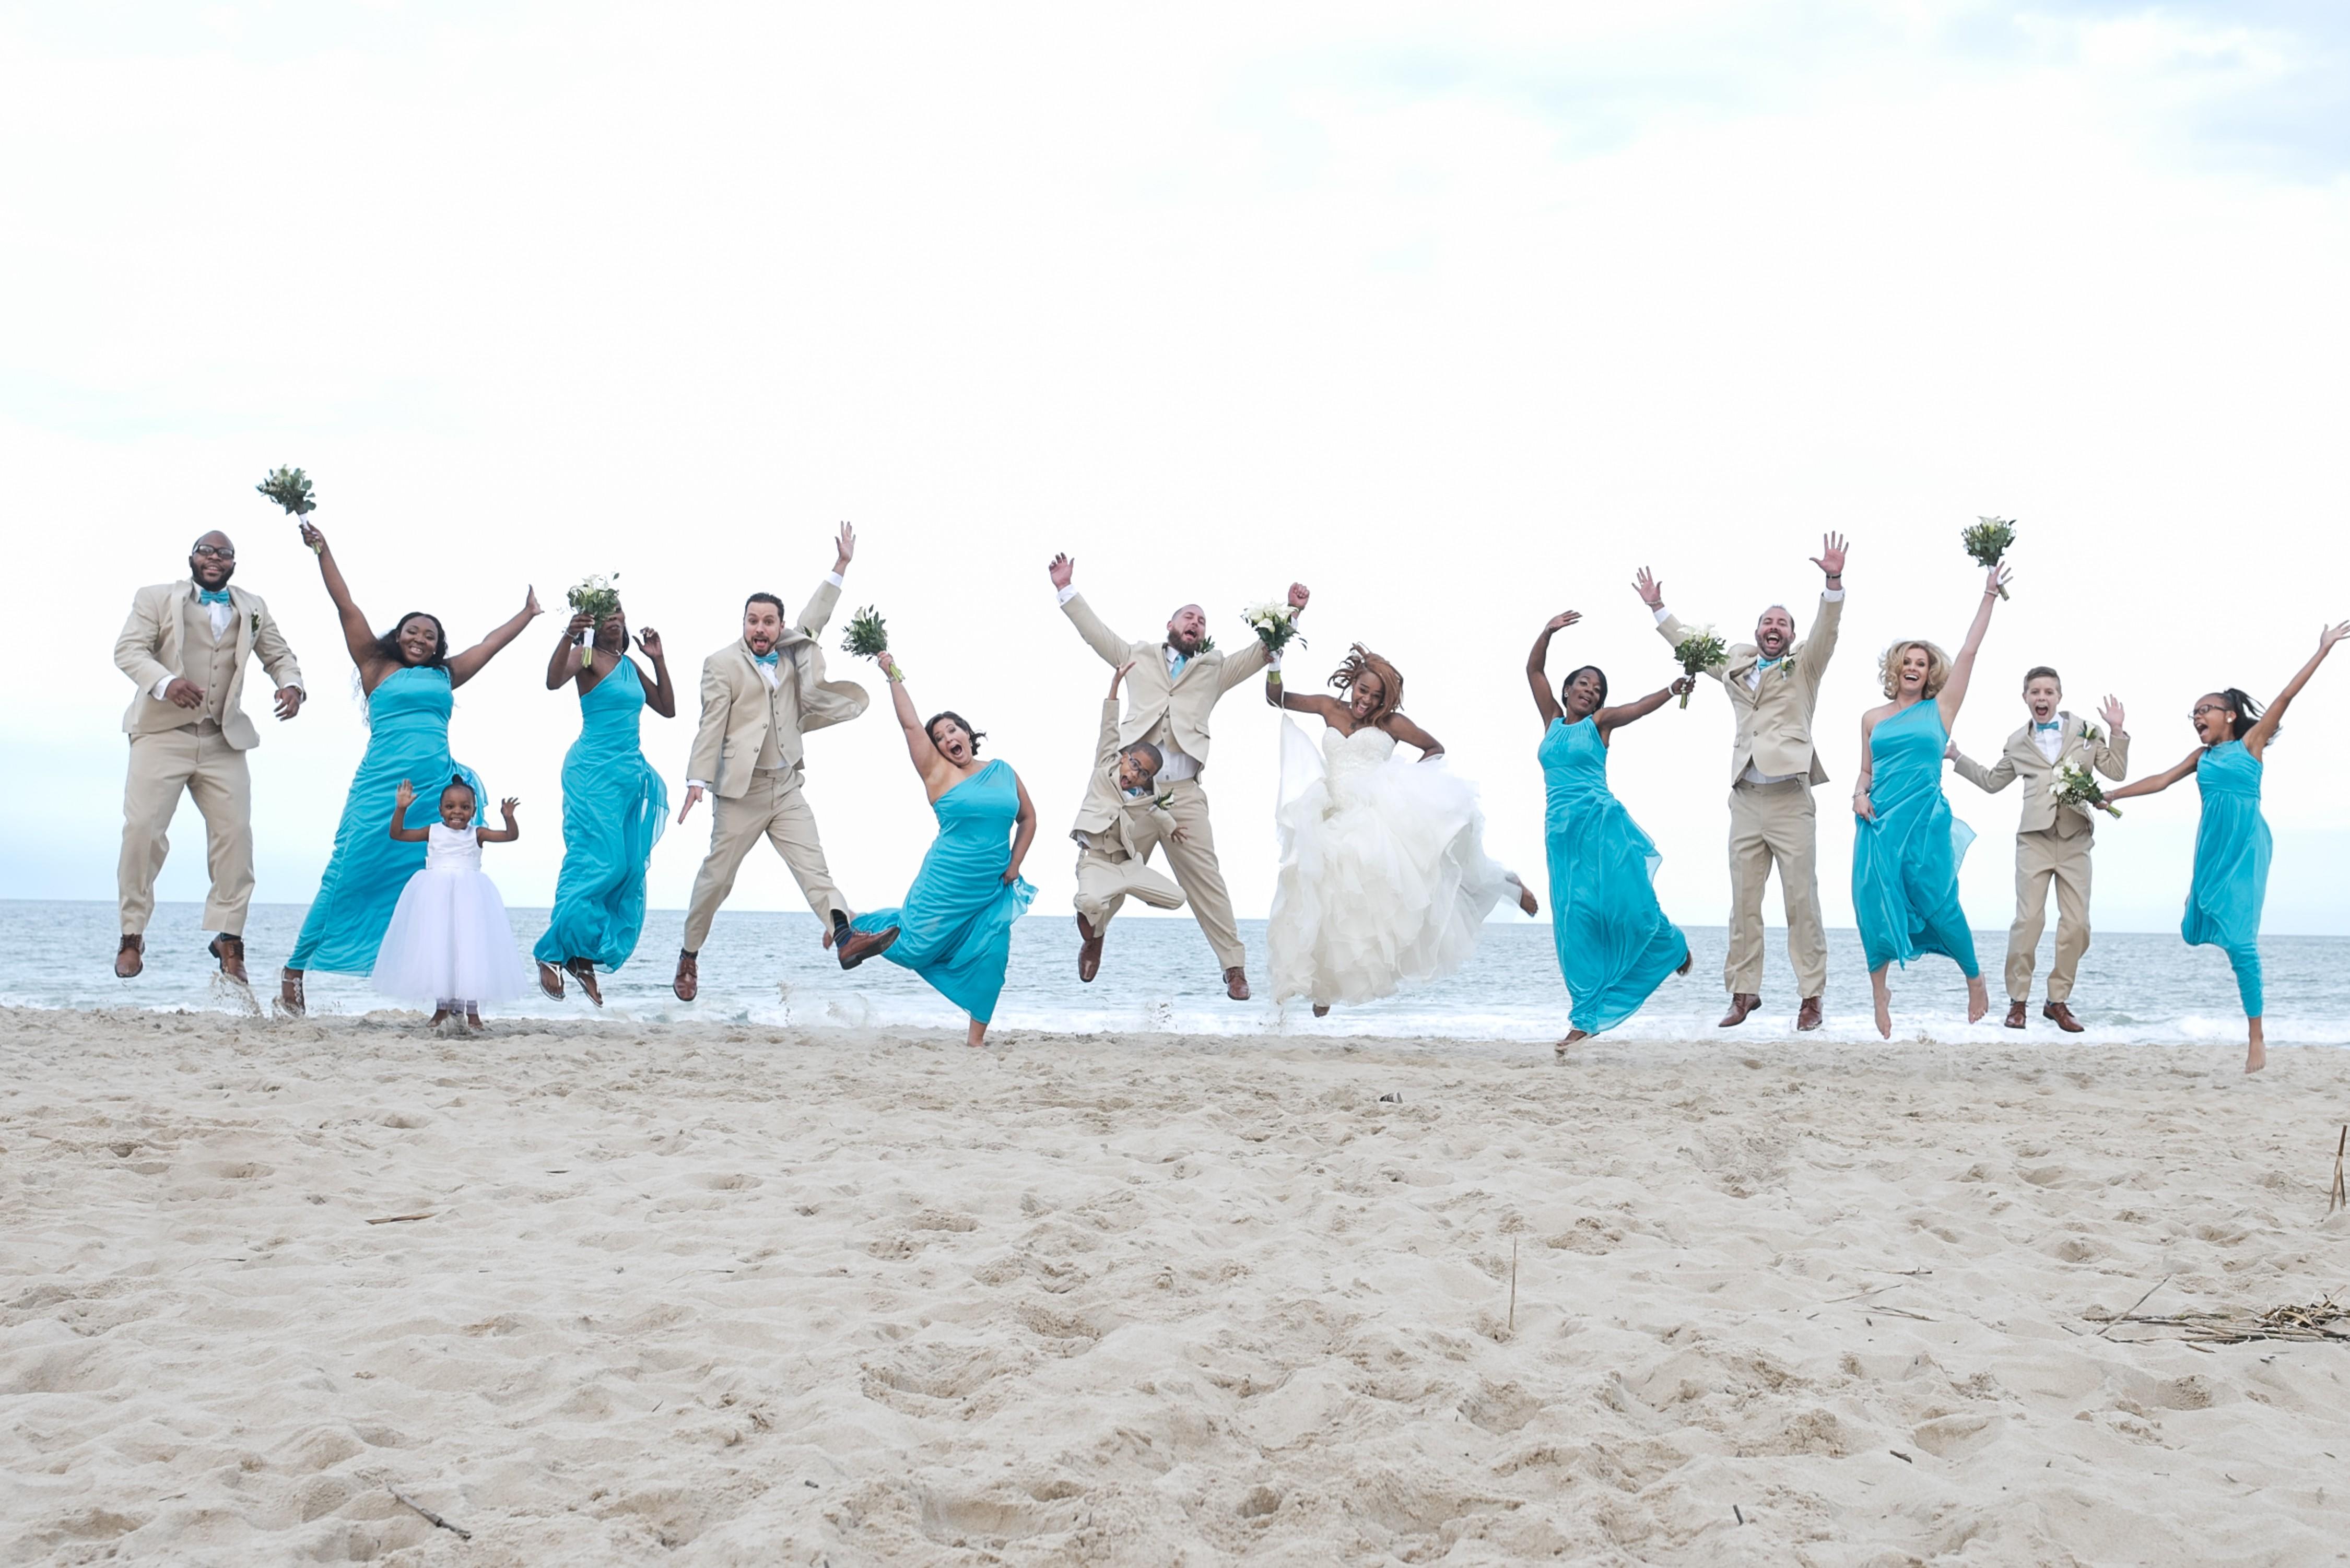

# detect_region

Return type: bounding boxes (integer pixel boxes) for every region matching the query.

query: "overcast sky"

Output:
[5,0,2347,943]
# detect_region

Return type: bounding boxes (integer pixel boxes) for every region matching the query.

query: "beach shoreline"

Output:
[4,1008,2347,1564]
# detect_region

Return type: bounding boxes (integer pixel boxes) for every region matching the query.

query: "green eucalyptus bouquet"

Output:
[256,466,319,550]
[842,606,900,678]
[1963,516,2015,599]
[1672,627,1727,708]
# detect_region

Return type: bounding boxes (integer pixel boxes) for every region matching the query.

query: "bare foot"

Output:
[465,1008,484,1031]
[427,1008,450,1028]
[1965,975,1989,1024]
[1553,1029,1588,1055]
[1870,967,1892,1040]
[2246,1018,2266,1074]
[966,1018,988,1049]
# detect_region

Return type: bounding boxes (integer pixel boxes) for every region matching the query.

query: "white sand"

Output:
[4,1008,2348,1566]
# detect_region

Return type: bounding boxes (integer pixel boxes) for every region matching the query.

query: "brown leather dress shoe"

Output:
[837,926,899,970]
[1076,913,1102,983]
[2004,999,2027,1029]
[207,933,246,984]
[673,948,699,1001]
[1717,992,1760,1028]
[2042,1000,2085,1033]
[1795,995,1823,1031]
[1224,966,1252,1001]
[114,934,144,978]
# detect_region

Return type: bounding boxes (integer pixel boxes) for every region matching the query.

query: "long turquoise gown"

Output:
[289,665,486,974]
[1851,700,1978,975]
[533,657,668,973]
[1541,716,1689,1034]
[2184,740,2270,1016]
[850,759,1036,1023]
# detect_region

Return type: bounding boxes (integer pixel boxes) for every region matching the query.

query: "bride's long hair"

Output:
[1330,644,1404,723]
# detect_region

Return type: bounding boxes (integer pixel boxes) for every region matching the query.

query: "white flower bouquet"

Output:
[1241,602,1305,657]
[2051,758,2120,818]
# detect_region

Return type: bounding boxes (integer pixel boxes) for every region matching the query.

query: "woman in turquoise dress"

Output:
[1850,563,2007,1038]
[279,522,542,1014]
[1524,610,1694,1050]
[532,602,676,1004]
[845,646,1038,1047]
[2104,620,2349,1072]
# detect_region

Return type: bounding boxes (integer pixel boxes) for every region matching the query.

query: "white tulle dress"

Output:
[1270,716,1517,1009]
[370,822,527,1008]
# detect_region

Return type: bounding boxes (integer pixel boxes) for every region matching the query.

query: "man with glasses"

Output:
[112,530,306,983]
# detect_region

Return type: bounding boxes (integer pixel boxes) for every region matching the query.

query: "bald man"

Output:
[1048,552,1308,999]
[113,530,305,982]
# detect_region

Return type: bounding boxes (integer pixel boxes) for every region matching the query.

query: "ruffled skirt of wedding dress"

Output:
[1269,720,1514,1008]
[371,867,528,1006]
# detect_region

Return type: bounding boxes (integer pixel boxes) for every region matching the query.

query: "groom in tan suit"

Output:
[113,530,305,983]
[1949,669,2130,1032]
[1639,533,1848,1031]
[1049,553,1309,999]
[673,524,886,1000]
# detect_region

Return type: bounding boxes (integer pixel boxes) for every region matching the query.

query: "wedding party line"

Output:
[113,493,2347,1072]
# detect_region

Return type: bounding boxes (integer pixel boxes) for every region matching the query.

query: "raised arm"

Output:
[1525,611,1579,725]
[446,586,545,689]
[1595,679,1693,738]
[797,524,854,636]
[2092,694,2129,780]
[875,651,953,790]
[1220,584,1307,695]
[298,522,390,676]
[1383,711,1446,760]
[633,627,676,718]
[477,796,522,844]
[547,612,592,689]
[1049,555,1134,667]
[2243,621,2350,760]
[1003,772,1037,885]
[386,780,430,842]
[1799,533,1848,682]
[2104,747,2203,803]
[1935,563,2008,729]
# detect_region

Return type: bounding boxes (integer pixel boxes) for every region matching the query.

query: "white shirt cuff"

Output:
[826,571,844,588]
[686,778,710,791]
[1056,584,1079,606]
[151,674,175,700]
[1822,587,1845,602]
[1651,607,1670,625]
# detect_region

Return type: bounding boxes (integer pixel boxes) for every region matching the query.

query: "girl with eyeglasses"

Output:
[2102,621,2350,1071]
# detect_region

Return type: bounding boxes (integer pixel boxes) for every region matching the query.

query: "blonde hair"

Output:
[1877,639,1952,699]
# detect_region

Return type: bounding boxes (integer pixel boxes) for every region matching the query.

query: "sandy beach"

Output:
[4,1008,2348,1565]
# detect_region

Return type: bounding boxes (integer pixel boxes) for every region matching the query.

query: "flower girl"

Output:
[372,777,527,1028]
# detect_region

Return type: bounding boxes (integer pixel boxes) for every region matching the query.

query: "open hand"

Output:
[1811,533,1848,581]
[500,796,520,820]
[833,521,857,573]
[2099,694,2125,733]
[395,779,416,810]
[1048,553,1075,591]
[164,677,206,709]
[636,627,663,659]
[2320,620,2350,654]
[1631,567,1663,609]
[523,586,544,619]
[1545,610,1582,633]
[678,784,704,823]
[273,685,304,721]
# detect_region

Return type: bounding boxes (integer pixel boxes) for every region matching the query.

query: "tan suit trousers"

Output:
[683,764,841,950]
[1074,841,1187,928]
[1096,778,1244,970]
[1725,779,1828,999]
[119,724,254,936]
[2005,821,2093,1003]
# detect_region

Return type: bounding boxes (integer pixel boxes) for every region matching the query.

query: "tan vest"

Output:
[181,598,240,729]
[754,666,803,771]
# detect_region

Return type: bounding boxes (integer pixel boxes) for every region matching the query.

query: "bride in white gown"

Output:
[1265,644,1537,1014]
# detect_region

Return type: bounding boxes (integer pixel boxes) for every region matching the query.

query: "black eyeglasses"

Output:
[2190,704,2227,719]
[191,545,236,560]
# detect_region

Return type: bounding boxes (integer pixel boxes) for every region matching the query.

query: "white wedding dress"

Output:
[1269,716,1515,1009]
[371,823,527,1007]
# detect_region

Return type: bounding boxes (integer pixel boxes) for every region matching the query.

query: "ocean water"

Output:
[7,900,2345,1046]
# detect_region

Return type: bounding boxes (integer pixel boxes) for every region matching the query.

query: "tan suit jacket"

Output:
[1952,713,2129,834]
[114,581,302,750]
[1070,698,1159,857]
[1060,592,1267,767]
[1658,593,1842,785]
[686,579,868,799]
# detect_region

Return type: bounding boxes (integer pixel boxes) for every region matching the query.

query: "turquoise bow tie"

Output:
[197,588,231,606]
[2035,721,2061,732]
[751,649,780,667]
[1756,655,1784,671]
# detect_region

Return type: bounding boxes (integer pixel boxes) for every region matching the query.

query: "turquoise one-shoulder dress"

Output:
[850,758,1036,1023]
[289,665,486,974]
[2184,740,2270,1016]
[1851,699,1978,976]
[1541,716,1689,1034]
[534,657,668,974]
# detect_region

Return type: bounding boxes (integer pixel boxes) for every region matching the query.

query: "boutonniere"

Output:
[249,610,262,637]
[2078,722,2102,746]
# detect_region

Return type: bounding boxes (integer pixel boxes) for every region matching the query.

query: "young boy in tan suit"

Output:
[113,530,304,983]
[1948,668,2130,1031]
[673,524,883,1000]
[1636,534,1848,1032]
[1067,661,1189,981]
[1048,552,1308,999]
